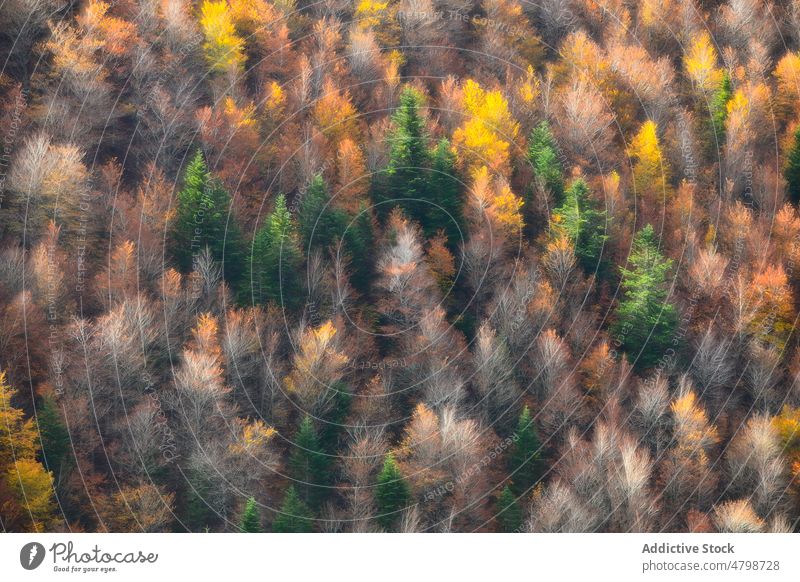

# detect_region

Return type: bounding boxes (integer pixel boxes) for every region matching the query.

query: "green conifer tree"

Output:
[245,194,303,309]
[612,224,678,369]
[374,453,410,530]
[785,125,800,204]
[528,121,565,203]
[377,86,431,221]
[239,496,261,532]
[299,174,347,253]
[705,72,732,160]
[288,415,328,508]
[272,486,314,533]
[37,395,70,481]
[170,150,244,285]
[496,485,523,532]
[299,175,374,291]
[425,138,464,245]
[552,178,609,274]
[508,406,543,496]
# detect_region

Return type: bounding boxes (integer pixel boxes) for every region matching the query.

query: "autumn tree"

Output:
[613,225,678,369]
[660,384,720,529]
[200,0,245,76]
[453,79,519,177]
[0,372,56,531]
[629,120,670,205]
[284,321,349,417]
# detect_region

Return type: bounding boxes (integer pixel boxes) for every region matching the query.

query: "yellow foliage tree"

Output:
[683,32,723,92]
[468,166,525,236]
[747,265,794,349]
[6,460,56,532]
[773,405,800,510]
[354,0,400,46]
[199,0,246,74]
[0,372,56,532]
[284,320,349,415]
[774,52,800,126]
[629,120,670,203]
[313,80,360,145]
[453,80,519,177]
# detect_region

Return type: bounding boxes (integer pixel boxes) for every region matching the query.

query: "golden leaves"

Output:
[453,80,519,177]
[684,32,723,92]
[200,0,246,74]
[629,120,670,202]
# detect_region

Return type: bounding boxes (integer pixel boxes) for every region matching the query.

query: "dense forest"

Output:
[1,0,800,533]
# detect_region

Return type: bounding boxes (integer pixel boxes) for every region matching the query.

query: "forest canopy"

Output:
[1,0,800,534]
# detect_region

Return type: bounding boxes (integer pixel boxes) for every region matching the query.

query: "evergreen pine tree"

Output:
[288,415,328,508]
[184,468,214,532]
[299,174,347,253]
[170,150,245,285]
[37,395,70,481]
[425,138,464,246]
[528,121,565,203]
[508,406,543,496]
[272,486,314,533]
[299,175,374,291]
[245,194,303,309]
[612,224,678,369]
[346,203,375,292]
[377,86,430,221]
[552,178,609,274]
[705,72,732,160]
[785,125,800,204]
[239,496,261,532]
[374,453,410,530]
[496,485,523,532]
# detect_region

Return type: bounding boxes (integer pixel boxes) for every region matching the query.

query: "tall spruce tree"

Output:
[552,178,609,274]
[239,497,261,532]
[374,453,410,530]
[170,150,244,285]
[288,415,329,508]
[272,486,313,533]
[496,485,523,532]
[528,121,565,203]
[245,194,303,309]
[298,175,374,290]
[705,72,732,161]
[299,174,347,253]
[377,86,431,221]
[425,138,464,245]
[508,406,543,496]
[37,395,70,481]
[612,224,678,369]
[785,125,800,204]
